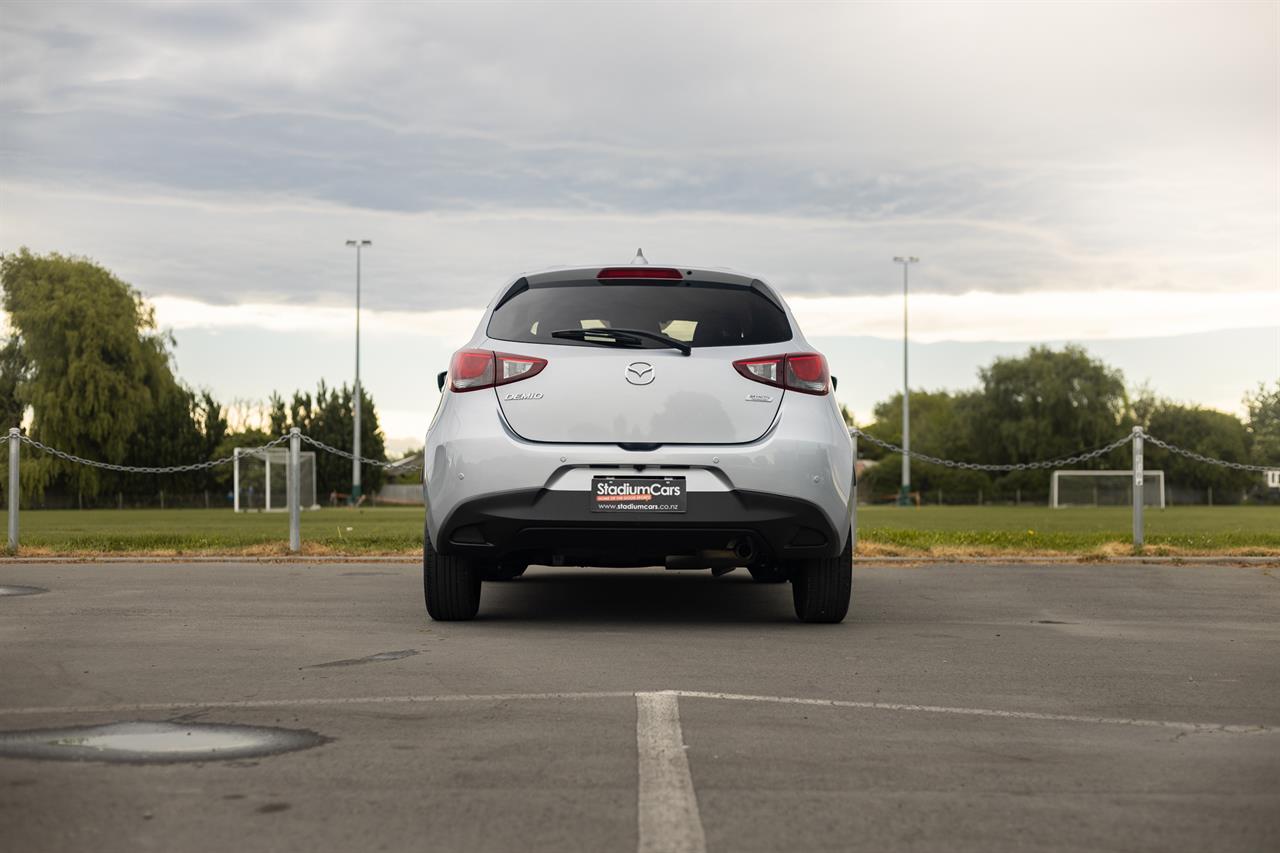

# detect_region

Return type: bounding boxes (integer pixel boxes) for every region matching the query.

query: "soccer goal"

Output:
[232,448,319,512]
[1050,470,1165,508]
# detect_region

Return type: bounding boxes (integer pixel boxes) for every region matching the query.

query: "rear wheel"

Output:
[423,530,482,621]
[787,531,852,623]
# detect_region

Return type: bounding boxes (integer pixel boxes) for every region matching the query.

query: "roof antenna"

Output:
[632,248,648,265]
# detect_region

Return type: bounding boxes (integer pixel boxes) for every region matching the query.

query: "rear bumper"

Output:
[424,387,855,559]
[436,488,843,564]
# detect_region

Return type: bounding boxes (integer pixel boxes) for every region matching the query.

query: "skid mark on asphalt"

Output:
[0,690,1271,735]
[636,692,706,853]
[303,650,419,668]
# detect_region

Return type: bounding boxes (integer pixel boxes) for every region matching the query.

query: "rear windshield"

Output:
[486,281,792,348]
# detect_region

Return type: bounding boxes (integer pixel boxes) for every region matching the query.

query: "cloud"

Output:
[150,288,1280,345]
[0,3,1275,315]
[3,181,1275,316]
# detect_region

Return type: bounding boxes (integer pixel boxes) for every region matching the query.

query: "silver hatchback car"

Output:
[423,259,855,622]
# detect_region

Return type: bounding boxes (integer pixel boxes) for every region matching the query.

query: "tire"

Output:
[423,529,482,621]
[747,564,788,584]
[788,530,852,623]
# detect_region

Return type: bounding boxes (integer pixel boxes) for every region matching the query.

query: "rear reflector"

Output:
[449,349,547,392]
[733,352,830,395]
[597,267,684,280]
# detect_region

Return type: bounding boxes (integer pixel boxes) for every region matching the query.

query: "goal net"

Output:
[1050,470,1165,508]
[233,448,318,512]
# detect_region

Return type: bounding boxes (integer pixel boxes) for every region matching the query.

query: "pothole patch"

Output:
[0,721,328,764]
[0,585,47,597]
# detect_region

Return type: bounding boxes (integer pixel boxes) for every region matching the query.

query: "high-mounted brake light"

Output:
[596,267,684,280]
[733,352,830,395]
[449,349,547,392]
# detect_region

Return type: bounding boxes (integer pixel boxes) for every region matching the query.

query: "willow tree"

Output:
[1,248,191,500]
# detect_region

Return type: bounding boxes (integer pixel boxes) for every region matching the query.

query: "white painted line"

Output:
[672,691,1272,735]
[0,689,1269,735]
[635,691,707,853]
[0,691,635,717]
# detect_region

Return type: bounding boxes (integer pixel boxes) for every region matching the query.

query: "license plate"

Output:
[591,476,687,513]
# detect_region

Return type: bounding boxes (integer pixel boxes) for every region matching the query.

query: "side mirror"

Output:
[436,371,447,392]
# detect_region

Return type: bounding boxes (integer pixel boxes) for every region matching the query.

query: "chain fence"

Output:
[16,433,293,474]
[7,427,1263,479]
[848,427,1276,475]
[1140,432,1276,473]
[2,425,1276,552]
[296,433,424,472]
[848,428,1136,472]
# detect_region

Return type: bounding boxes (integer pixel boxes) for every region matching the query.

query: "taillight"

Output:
[597,267,684,280]
[733,353,829,395]
[450,350,495,391]
[449,349,547,392]
[496,353,546,385]
[734,356,782,386]
[784,353,829,394]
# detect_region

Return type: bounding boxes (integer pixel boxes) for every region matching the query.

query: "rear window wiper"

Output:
[551,327,691,356]
[550,328,644,350]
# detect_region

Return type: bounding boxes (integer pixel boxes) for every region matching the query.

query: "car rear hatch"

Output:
[485,268,792,445]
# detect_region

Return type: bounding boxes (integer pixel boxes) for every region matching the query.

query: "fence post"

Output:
[8,427,18,551]
[233,447,241,513]
[1132,426,1144,549]
[288,428,301,553]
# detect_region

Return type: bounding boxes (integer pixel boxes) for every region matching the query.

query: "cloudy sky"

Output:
[1,1,1277,449]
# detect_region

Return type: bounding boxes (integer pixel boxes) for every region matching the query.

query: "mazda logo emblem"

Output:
[625,362,655,386]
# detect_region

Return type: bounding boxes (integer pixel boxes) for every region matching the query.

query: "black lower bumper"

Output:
[435,488,842,565]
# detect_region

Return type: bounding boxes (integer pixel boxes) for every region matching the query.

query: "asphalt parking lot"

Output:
[1,560,1277,853]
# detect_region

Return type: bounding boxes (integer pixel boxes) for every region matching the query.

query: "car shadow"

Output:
[475,568,805,625]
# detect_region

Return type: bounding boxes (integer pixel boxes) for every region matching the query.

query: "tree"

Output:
[0,336,30,429]
[1143,403,1253,500]
[268,381,386,498]
[1,249,228,503]
[2,249,194,500]
[859,389,990,500]
[961,345,1130,493]
[1244,381,1280,468]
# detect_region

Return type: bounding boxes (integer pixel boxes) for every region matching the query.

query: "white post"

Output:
[1132,426,1144,548]
[233,447,241,512]
[8,427,19,550]
[1050,471,1059,508]
[265,451,272,512]
[353,247,362,505]
[289,428,301,552]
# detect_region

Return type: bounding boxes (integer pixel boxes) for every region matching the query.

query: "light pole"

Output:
[893,256,918,507]
[346,239,371,504]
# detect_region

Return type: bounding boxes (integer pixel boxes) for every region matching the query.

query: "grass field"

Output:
[3,504,1277,557]
[857,505,1280,556]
